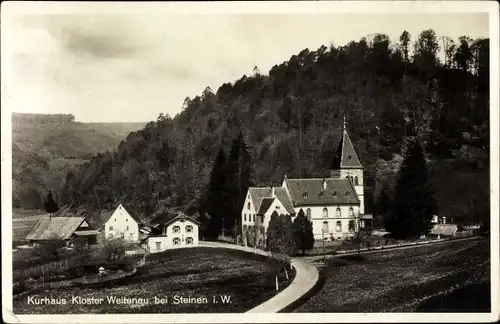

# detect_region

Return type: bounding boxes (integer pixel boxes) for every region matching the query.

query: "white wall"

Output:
[164,219,199,249]
[292,205,360,240]
[340,168,364,214]
[146,236,170,253]
[241,191,258,232]
[104,204,140,242]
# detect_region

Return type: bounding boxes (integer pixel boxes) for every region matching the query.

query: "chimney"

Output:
[323,179,327,190]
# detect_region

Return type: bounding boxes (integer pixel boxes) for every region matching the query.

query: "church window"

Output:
[348,220,355,232]
[348,207,354,217]
[354,176,359,185]
[323,208,328,217]
[322,221,329,233]
[253,214,256,222]
[247,202,250,210]
[336,208,341,217]
[244,214,246,221]
[306,208,312,221]
[336,221,342,232]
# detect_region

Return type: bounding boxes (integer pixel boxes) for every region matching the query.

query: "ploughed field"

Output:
[295,238,490,312]
[14,247,295,314]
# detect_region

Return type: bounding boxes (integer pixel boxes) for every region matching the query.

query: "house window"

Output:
[244,214,247,221]
[155,242,161,250]
[336,221,342,232]
[336,208,341,217]
[323,208,328,217]
[348,207,354,217]
[354,176,359,185]
[186,237,193,245]
[126,218,128,222]
[303,192,308,198]
[114,218,116,222]
[332,191,337,197]
[345,191,350,196]
[248,202,250,210]
[173,225,180,233]
[319,191,324,197]
[348,220,355,232]
[186,225,193,233]
[322,221,329,233]
[109,226,114,231]
[129,233,133,238]
[126,225,129,230]
[306,208,312,221]
[173,237,180,245]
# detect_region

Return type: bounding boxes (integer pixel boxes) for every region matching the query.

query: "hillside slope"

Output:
[12,121,146,208]
[54,30,490,227]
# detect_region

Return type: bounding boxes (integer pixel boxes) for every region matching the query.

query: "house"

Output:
[241,118,369,242]
[431,215,447,224]
[25,216,98,248]
[144,212,200,253]
[103,204,145,243]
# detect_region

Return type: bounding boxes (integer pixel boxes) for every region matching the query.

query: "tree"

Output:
[413,29,440,77]
[293,210,314,255]
[204,148,229,239]
[399,31,411,65]
[97,234,129,262]
[351,218,371,254]
[386,139,438,238]
[375,179,393,222]
[43,190,59,216]
[266,212,296,256]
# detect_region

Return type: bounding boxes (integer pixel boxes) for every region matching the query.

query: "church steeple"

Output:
[332,115,362,170]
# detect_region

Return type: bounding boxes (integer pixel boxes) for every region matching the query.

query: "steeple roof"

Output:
[332,121,362,169]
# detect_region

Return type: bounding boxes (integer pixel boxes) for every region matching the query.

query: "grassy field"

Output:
[294,238,490,312]
[13,247,295,314]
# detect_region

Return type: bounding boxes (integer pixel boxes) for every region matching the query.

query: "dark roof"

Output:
[118,203,143,224]
[248,187,296,215]
[257,198,276,215]
[26,216,90,240]
[284,178,360,206]
[248,187,272,212]
[332,129,362,169]
[147,212,200,227]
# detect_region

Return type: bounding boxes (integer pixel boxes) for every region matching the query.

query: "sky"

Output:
[1,3,490,123]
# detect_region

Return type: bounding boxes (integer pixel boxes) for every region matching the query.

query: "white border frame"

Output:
[1,1,499,323]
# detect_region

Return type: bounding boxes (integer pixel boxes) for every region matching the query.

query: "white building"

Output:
[104,204,143,242]
[145,212,200,253]
[241,120,369,242]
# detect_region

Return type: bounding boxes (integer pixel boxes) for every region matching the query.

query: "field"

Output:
[295,238,490,312]
[13,247,295,314]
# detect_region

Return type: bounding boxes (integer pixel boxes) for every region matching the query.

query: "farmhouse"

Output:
[242,119,371,242]
[144,212,200,253]
[25,216,98,248]
[103,204,149,243]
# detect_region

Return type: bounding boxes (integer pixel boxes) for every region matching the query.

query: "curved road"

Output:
[199,241,319,313]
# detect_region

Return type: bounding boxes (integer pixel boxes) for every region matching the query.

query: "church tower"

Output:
[330,116,365,214]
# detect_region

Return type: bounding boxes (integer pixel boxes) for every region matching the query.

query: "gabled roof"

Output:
[26,216,91,240]
[248,187,296,216]
[332,128,362,169]
[117,203,143,224]
[284,178,360,206]
[257,198,276,215]
[147,212,200,228]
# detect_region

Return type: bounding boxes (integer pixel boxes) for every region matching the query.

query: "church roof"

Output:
[284,178,360,206]
[257,198,276,215]
[332,128,362,169]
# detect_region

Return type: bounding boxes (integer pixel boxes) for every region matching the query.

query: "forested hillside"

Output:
[56,29,490,227]
[12,120,146,208]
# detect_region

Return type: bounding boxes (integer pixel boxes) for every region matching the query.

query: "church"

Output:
[241,119,372,243]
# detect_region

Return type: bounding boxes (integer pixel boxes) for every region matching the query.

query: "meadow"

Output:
[294,238,490,312]
[14,247,295,314]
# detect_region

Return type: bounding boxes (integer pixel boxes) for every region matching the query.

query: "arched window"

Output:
[348,220,355,232]
[354,176,359,185]
[348,207,354,217]
[336,207,341,217]
[247,202,250,210]
[336,221,342,232]
[323,208,328,218]
[322,221,329,233]
[306,208,312,221]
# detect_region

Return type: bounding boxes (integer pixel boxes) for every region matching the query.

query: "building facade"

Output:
[104,204,141,242]
[241,122,367,242]
[145,213,200,253]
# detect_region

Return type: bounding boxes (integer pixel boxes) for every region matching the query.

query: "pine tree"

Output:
[226,132,254,236]
[387,139,438,238]
[43,190,59,216]
[204,148,229,239]
[376,180,393,225]
[293,210,314,255]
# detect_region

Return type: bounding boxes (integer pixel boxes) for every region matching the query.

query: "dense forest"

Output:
[54,29,489,228]
[12,113,76,125]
